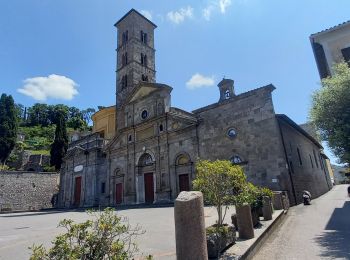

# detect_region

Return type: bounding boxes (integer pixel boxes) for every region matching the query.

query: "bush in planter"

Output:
[29,208,149,260]
[235,182,261,227]
[193,160,246,227]
[193,160,246,257]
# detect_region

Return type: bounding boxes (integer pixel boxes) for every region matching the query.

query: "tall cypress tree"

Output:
[50,109,68,170]
[0,94,18,164]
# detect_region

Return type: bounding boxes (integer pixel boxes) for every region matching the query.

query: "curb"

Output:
[241,210,287,260]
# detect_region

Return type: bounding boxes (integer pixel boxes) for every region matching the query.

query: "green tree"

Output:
[193,160,246,226]
[310,62,350,165]
[50,109,68,170]
[0,94,18,164]
[27,103,51,126]
[29,208,146,260]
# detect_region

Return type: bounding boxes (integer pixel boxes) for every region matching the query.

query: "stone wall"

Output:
[0,171,59,212]
[277,117,332,204]
[194,85,289,192]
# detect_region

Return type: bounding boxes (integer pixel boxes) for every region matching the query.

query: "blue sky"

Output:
[0,0,349,163]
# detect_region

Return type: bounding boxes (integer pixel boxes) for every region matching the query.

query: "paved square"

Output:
[0,206,235,259]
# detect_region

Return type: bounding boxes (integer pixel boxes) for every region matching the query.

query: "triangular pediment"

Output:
[129,85,159,103]
[124,83,172,106]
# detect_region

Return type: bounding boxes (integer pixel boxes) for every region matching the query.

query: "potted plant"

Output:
[193,160,246,258]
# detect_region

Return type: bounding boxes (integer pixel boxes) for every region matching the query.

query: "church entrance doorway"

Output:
[179,174,190,192]
[74,176,82,206]
[116,183,123,204]
[144,173,154,204]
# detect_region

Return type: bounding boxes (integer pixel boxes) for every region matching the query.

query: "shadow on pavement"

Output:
[0,203,175,218]
[315,200,350,259]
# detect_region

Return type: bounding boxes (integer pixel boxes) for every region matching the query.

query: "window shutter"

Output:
[313,42,330,78]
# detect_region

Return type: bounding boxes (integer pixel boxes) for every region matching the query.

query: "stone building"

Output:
[58,9,332,208]
[310,20,350,78]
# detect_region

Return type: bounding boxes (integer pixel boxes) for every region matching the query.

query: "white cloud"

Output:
[219,0,232,13]
[186,73,215,90]
[167,6,194,24]
[140,10,152,21]
[202,6,214,21]
[17,74,79,101]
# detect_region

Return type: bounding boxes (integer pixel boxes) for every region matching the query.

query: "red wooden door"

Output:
[116,183,123,204]
[179,174,190,192]
[144,173,154,204]
[74,176,82,206]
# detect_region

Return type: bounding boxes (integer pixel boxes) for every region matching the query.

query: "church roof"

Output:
[114,8,157,28]
[193,84,275,114]
[310,20,350,38]
[276,114,323,149]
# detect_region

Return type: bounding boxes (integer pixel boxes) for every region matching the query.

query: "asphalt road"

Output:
[0,204,234,259]
[253,184,350,260]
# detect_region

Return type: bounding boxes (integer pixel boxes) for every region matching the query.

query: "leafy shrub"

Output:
[29,208,147,260]
[193,160,247,226]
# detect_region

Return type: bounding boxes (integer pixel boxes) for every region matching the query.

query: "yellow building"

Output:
[91,106,116,140]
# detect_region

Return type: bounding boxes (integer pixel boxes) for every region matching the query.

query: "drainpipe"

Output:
[277,119,297,205]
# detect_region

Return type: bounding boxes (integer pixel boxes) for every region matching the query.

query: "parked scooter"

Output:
[302,190,311,205]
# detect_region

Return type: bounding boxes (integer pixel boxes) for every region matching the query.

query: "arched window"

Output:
[159,124,164,132]
[230,155,242,165]
[225,89,230,99]
[139,153,153,166]
[176,154,190,165]
[115,168,121,176]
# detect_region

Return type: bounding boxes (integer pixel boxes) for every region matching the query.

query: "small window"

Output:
[297,147,303,166]
[122,52,128,66]
[225,90,230,99]
[142,74,148,82]
[341,47,350,65]
[177,154,190,165]
[309,154,314,168]
[141,110,148,120]
[128,134,132,142]
[122,30,128,44]
[141,53,147,66]
[319,154,324,170]
[140,30,147,44]
[121,75,128,89]
[159,124,164,132]
[313,150,319,168]
[101,182,106,194]
[140,153,153,166]
[227,128,237,139]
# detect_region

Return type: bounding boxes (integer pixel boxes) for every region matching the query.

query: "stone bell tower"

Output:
[218,78,235,102]
[114,9,157,108]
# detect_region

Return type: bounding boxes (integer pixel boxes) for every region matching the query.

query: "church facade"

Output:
[58,9,332,208]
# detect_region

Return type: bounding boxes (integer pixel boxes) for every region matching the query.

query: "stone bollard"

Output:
[272,191,283,210]
[174,191,208,260]
[236,204,254,239]
[282,192,290,210]
[262,196,273,220]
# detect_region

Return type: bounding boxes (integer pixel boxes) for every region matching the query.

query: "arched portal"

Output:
[138,153,156,204]
[175,153,192,194]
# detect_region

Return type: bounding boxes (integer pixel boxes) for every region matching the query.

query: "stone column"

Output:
[174,191,208,260]
[272,192,283,210]
[262,196,273,220]
[236,204,254,239]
